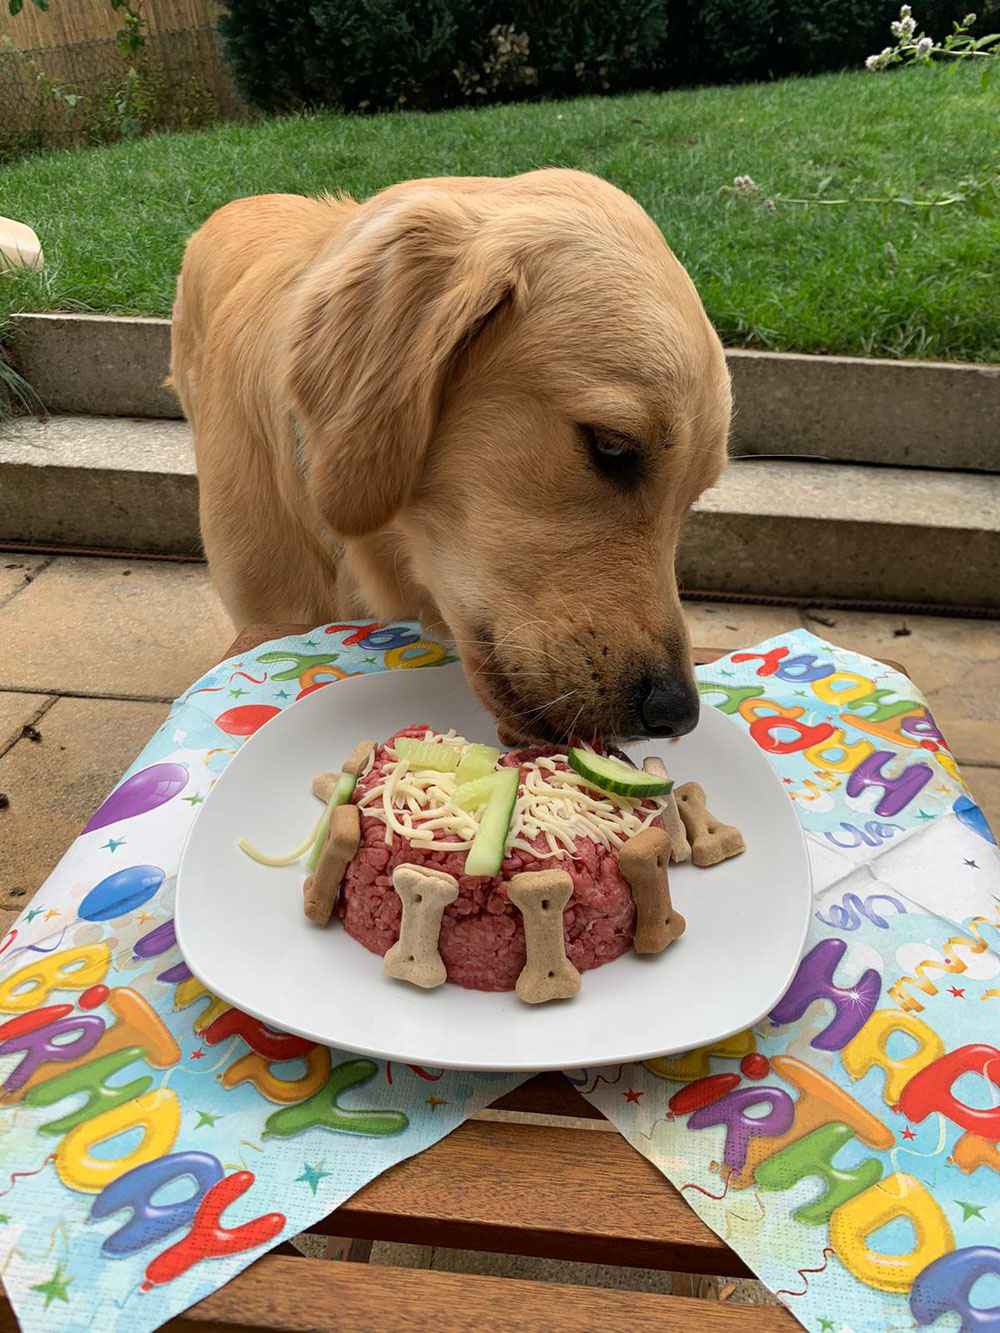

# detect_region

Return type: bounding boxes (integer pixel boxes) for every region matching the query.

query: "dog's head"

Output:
[287,169,731,744]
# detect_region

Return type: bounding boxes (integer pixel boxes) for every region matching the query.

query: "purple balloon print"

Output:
[83,763,188,833]
[133,919,176,960]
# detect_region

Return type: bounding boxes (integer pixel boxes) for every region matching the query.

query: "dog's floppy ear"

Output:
[286,190,521,537]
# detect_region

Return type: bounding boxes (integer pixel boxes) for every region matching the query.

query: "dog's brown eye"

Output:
[594,437,626,458]
[580,425,643,488]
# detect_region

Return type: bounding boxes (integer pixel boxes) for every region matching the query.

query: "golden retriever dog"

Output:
[171,169,731,744]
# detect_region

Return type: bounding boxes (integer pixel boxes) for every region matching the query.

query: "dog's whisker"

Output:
[515,689,577,724]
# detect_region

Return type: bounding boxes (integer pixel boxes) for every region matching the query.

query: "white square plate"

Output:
[175,663,811,1071]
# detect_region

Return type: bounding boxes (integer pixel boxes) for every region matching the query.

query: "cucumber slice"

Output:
[393,737,459,772]
[568,748,674,798]
[455,743,500,785]
[305,771,357,872]
[464,768,520,877]
[453,775,497,811]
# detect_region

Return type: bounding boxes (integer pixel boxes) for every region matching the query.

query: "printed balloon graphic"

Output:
[214,704,280,736]
[83,764,188,833]
[952,796,997,845]
[79,866,166,922]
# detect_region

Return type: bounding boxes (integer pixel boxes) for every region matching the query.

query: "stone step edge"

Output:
[1,415,997,608]
[6,312,1000,473]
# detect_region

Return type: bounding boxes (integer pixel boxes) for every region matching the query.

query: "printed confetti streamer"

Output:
[0,625,996,1333]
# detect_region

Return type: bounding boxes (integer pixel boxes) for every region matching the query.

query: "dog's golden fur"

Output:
[171,169,731,742]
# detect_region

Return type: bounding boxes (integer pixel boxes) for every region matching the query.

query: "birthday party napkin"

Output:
[581,631,1000,1333]
[1,624,997,1333]
[0,623,524,1333]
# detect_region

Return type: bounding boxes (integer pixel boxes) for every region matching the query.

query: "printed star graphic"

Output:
[936,785,950,794]
[818,1321,836,1333]
[955,1199,985,1221]
[623,1088,642,1104]
[901,1127,916,1141]
[44,909,60,921]
[137,911,154,924]
[364,656,378,665]
[426,1094,448,1110]
[296,1162,330,1193]
[948,986,965,998]
[794,690,809,698]
[190,1048,204,1060]
[182,793,205,806]
[24,907,44,922]
[916,810,934,820]
[194,1109,221,1128]
[275,690,290,699]
[101,838,125,852]
[229,687,248,699]
[718,669,734,678]
[964,859,980,869]
[781,778,794,785]
[30,1265,72,1308]
[304,639,318,648]
[0,1214,10,1224]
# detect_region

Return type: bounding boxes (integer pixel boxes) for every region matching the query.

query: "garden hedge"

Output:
[217,0,996,113]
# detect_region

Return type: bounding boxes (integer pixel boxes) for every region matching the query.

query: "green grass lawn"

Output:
[2,61,998,362]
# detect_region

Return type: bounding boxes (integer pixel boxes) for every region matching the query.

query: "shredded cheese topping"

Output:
[355,729,667,861]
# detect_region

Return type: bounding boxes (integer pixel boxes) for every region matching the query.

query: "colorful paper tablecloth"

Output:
[0,624,997,1333]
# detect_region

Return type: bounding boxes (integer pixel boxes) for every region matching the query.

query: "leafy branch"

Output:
[721,172,999,217]
[866,6,998,87]
[725,7,999,216]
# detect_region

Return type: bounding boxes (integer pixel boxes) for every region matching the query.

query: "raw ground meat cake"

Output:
[338,725,665,991]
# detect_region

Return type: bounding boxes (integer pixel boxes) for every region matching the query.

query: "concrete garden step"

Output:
[8,313,1000,472]
[1,414,998,607]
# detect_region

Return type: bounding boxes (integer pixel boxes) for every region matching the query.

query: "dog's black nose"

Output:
[638,676,700,738]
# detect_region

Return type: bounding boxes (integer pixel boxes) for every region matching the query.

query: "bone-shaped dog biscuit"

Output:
[312,771,339,803]
[303,802,360,926]
[675,781,746,868]
[312,740,374,804]
[643,756,691,862]
[384,864,459,989]
[507,870,581,1004]
[342,740,375,777]
[618,826,686,954]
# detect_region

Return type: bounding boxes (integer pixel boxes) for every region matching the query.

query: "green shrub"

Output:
[216,0,999,113]
[663,1,1000,84]
[218,0,476,111]
[217,0,667,111]
[495,0,668,95]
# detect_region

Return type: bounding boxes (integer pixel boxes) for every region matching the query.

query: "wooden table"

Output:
[3,626,906,1333]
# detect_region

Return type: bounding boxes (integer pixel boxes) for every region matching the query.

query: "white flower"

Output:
[733,174,757,193]
[963,12,976,26]
[916,35,933,54]
[899,3,912,14]
[865,53,881,69]
[763,198,776,212]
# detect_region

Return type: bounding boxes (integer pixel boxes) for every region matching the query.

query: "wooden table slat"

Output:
[317,1118,748,1276]
[487,1071,602,1118]
[155,1255,798,1332]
